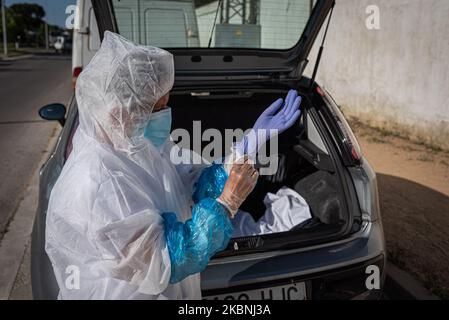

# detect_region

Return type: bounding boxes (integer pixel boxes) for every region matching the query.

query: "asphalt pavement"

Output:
[0,53,72,239]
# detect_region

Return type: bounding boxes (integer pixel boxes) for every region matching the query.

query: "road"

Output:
[0,53,72,239]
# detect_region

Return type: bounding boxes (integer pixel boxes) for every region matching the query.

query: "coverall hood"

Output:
[75,31,174,154]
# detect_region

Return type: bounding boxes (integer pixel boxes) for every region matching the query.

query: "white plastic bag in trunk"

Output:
[231,187,311,238]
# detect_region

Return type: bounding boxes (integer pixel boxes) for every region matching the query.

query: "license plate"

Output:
[204,282,307,300]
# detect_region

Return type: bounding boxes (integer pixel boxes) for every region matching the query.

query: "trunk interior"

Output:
[170,88,351,255]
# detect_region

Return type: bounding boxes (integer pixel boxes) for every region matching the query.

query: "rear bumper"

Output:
[201,220,386,300]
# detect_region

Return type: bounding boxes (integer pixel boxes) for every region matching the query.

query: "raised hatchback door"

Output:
[91,0,334,79]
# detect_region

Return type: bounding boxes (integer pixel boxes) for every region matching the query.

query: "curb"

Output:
[0,125,59,300]
[0,54,34,62]
[384,262,440,300]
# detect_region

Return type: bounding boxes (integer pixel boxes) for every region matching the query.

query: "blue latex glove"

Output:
[253,89,302,134]
[237,90,302,156]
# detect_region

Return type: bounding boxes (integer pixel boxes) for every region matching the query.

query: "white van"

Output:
[72,0,100,87]
[72,0,200,88]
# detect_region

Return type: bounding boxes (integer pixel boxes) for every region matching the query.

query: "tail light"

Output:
[72,67,83,89]
[318,86,363,164]
[318,87,381,223]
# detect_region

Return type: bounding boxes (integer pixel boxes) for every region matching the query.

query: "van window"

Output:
[111,0,316,49]
[146,9,188,47]
[114,6,136,42]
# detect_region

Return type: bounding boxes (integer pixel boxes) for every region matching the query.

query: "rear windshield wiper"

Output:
[207,0,223,48]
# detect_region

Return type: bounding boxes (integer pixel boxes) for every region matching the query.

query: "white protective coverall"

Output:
[45,31,226,300]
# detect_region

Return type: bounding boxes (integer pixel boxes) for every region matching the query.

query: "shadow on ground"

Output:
[378,173,449,298]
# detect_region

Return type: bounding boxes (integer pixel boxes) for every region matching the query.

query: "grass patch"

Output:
[417,154,433,162]
[0,51,26,59]
[415,140,445,154]
[400,145,421,153]
[348,116,449,156]
[441,160,449,167]
[368,137,388,144]
[0,47,31,59]
[377,127,402,138]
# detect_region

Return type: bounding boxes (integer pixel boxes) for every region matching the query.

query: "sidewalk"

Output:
[0,48,56,61]
[0,54,34,61]
[0,125,59,300]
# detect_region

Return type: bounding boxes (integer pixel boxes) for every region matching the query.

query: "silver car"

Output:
[31,0,386,300]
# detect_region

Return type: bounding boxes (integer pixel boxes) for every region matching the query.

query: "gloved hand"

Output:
[236,90,302,156]
[253,89,302,135]
[217,158,259,217]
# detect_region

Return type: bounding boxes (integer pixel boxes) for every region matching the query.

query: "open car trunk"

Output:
[170,87,354,257]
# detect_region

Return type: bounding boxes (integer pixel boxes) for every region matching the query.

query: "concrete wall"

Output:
[304,0,449,150]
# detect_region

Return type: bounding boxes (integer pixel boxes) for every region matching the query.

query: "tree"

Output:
[0,3,46,47]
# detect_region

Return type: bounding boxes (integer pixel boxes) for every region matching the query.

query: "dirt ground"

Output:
[349,118,449,298]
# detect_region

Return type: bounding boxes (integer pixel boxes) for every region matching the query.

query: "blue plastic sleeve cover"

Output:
[162,163,232,284]
[162,198,233,284]
[192,163,228,204]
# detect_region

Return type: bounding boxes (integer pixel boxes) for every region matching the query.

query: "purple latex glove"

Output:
[236,90,302,156]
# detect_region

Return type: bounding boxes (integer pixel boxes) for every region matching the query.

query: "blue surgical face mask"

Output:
[144,107,172,147]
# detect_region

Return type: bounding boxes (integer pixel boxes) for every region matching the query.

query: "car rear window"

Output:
[111,0,317,49]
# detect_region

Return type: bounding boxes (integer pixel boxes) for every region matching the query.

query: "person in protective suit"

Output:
[45,31,301,300]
